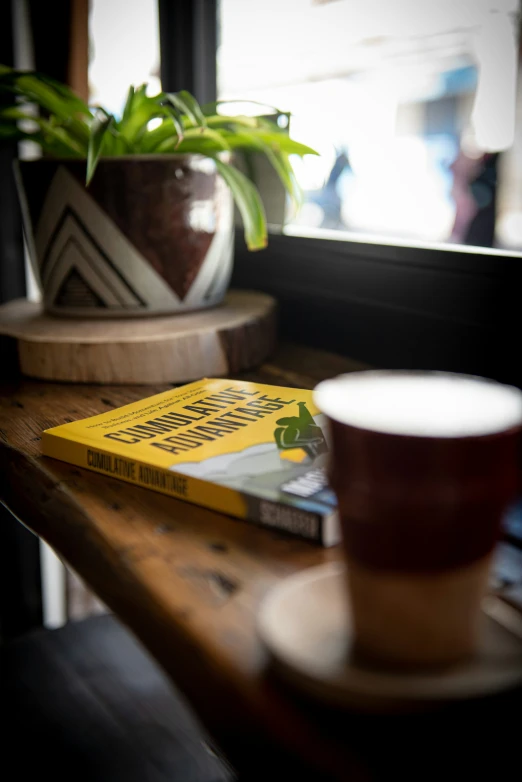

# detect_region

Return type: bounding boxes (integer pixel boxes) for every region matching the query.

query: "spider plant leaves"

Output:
[206,120,317,162]
[0,106,36,122]
[261,147,302,209]
[0,65,90,116]
[212,157,267,251]
[121,85,135,126]
[37,120,86,155]
[0,107,85,155]
[36,72,90,117]
[163,91,206,128]
[87,112,115,184]
[206,114,260,130]
[155,135,226,156]
[13,73,90,145]
[38,125,86,156]
[139,117,182,153]
[154,103,185,147]
[217,128,302,207]
[181,127,230,150]
[177,90,206,125]
[251,131,318,157]
[117,89,160,147]
[152,123,230,155]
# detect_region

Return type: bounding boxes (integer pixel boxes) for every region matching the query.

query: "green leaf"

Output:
[164,91,206,128]
[87,112,115,184]
[156,136,226,155]
[251,130,318,157]
[118,88,160,147]
[167,128,230,155]
[139,119,178,153]
[36,72,90,116]
[0,66,89,117]
[157,127,231,155]
[0,108,85,156]
[217,127,263,149]
[0,107,36,121]
[218,128,301,208]
[275,150,302,211]
[206,114,260,129]
[185,126,229,149]
[177,90,206,125]
[134,84,148,100]
[15,74,90,144]
[91,104,113,119]
[121,85,135,126]
[0,67,90,154]
[263,148,301,208]
[212,157,267,251]
[38,119,86,155]
[157,105,184,146]
[107,127,131,155]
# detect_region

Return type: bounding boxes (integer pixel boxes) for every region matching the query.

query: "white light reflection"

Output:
[471,10,518,151]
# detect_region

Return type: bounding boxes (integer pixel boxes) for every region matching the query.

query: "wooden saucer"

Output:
[258,563,522,712]
[0,290,276,384]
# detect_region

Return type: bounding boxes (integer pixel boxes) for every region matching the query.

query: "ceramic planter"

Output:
[15,155,234,317]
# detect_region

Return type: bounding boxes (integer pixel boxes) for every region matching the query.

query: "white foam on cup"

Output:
[314,372,522,438]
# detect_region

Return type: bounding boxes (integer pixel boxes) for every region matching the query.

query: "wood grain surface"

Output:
[0,291,276,384]
[0,342,519,780]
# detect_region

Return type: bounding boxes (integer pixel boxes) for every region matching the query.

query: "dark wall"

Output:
[0,1,25,304]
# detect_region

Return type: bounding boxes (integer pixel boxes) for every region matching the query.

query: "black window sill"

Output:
[232,230,522,387]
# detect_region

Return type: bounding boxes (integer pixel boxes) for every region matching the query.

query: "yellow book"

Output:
[42,378,340,546]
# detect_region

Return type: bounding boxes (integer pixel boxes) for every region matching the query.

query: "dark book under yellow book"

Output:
[42,378,340,546]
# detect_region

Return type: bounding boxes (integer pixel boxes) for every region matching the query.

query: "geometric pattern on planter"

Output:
[41,208,146,309]
[56,269,107,309]
[35,167,181,313]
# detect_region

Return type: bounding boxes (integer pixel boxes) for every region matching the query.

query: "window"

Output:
[218,0,522,252]
[89,0,160,113]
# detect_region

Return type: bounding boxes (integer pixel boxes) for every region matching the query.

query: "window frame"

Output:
[158,0,217,103]
[231,230,522,386]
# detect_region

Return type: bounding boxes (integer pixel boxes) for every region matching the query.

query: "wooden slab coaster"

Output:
[0,290,276,385]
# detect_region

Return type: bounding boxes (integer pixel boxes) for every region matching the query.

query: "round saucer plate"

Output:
[257,562,522,711]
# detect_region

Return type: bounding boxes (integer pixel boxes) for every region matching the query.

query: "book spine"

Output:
[247,497,323,543]
[41,434,329,544]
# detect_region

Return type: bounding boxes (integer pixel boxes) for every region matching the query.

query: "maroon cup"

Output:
[314,371,522,668]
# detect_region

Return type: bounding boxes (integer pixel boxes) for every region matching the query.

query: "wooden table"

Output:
[1,342,520,781]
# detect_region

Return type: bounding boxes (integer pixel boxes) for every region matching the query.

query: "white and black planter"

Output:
[15,155,234,317]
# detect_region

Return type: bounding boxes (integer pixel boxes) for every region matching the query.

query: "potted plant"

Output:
[0,66,316,316]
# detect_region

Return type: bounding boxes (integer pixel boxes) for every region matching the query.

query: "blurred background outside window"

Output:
[88,0,522,252]
[218,0,522,251]
[89,0,160,113]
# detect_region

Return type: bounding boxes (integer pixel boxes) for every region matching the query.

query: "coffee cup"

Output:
[314,371,522,668]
